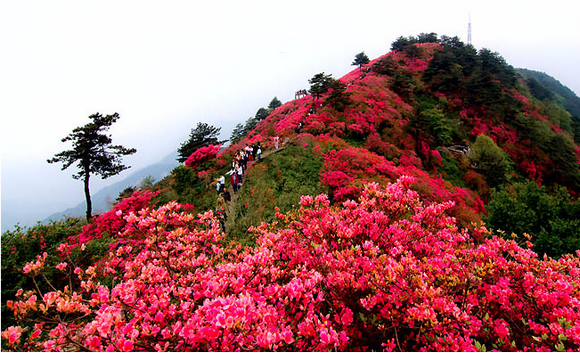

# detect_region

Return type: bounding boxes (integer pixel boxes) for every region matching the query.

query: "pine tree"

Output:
[177,123,224,163]
[308,72,334,101]
[47,112,136,221]
[268,97,282,110]
[230,123,245,144]
[352,52,370,72]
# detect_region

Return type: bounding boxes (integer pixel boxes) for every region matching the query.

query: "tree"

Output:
[391,36,412,51]
[485,181,580,258]
[324,80,351,112]
[352,52,370,72]
[467,134,511,187]
[177,122,224,163]
[417,32,439,43]
[47,112,136,221]
[268,97,282,110]
[230,123,245,144]
[243,116,260,136]
[308,72,334,101]
[255,107,270,121]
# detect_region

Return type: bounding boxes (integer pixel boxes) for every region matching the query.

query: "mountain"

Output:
[42,150,179,223]
[4,34,580,352]
[517,68,580,117]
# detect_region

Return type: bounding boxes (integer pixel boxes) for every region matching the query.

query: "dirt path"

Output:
[222,146,287,235]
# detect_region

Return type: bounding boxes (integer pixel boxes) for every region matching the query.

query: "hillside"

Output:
[3,34,580,351]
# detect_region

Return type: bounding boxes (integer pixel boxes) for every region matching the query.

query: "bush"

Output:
[485,181,580,258]
[1,219,85,330]
[468,134,511,187]
[4,178,580,351]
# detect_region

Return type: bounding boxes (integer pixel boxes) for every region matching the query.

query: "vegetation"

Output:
[226,144,323,245]
[47,112,136,221]
[177,122,224,163]
[4,32,580,352]
[352,51,369,71]
[467,134,512,187]
[308,72,334,101]
[485,181,580,258]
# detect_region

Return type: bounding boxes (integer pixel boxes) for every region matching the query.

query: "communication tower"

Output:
[467,13,472,45]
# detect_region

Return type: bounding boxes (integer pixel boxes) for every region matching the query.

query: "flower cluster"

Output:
[61,190,158,254]
[4,177,580,351]
[184,144,221,169]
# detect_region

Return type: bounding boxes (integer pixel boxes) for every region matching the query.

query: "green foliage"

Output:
[391,36,411,51]
[439,151,468,188]
[544,133,580,190]
[423,40,518,118]
[116,186,137,202]
[372,55,398,76]
[324,80,351,112]
[309,72,335,101]
[139,175,156,190]
[518,68,580,119]
[230,123,245,144]
[352,52,370,70]
[417,32,439,43]
[0,218,113,330]
[47,112,136,221]
[243,116,260,136]
[468,135,511,187]
[171,165,196,195]
[406,95,457,153]
[389,69,416,98]
[227,145,323,245]
[485,181,580,258]
[543,101,573,133]
[391,33,439,52]
[255,107,270,121]
[177,122,224,163]
[420,106,453,145]
[525,76,555,101]
[268,97,282,110]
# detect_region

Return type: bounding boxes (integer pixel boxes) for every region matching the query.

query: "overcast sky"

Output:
[2,0,580,232]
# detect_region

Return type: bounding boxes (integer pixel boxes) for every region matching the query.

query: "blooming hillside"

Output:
[4,178,580,351]
[3,34,580,351]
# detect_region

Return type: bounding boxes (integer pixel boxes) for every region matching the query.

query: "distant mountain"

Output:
[517,68,580,118]
[43,151,179,223]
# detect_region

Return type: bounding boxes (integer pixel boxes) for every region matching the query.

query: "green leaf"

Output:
[558,333,568,341]
[555,342,565,352]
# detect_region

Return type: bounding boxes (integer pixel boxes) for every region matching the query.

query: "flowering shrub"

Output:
[5,177,580,351]
[184,144,221,169]
[63,190,158,254]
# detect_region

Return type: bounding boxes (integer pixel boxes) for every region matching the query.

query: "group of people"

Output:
[214,142,263,230]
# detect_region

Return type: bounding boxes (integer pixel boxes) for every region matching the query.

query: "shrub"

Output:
[4,178,580,351]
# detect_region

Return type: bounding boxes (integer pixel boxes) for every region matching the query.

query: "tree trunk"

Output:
[83,169,92,222]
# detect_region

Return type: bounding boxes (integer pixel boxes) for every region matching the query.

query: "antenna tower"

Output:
[467,13,472,45]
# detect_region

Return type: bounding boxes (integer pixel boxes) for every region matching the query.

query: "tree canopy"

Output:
[467,134,511,187]
[352,52,370,71]
[177,123,224,163]
[268,97,282,110]
[308,72,335,101]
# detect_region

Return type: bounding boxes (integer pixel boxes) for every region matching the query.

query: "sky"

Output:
[2,0,580,232]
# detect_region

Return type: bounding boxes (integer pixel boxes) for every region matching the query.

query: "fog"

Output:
[2,0,579,232]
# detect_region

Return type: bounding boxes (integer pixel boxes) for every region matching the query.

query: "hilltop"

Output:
[3,34,580,351]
